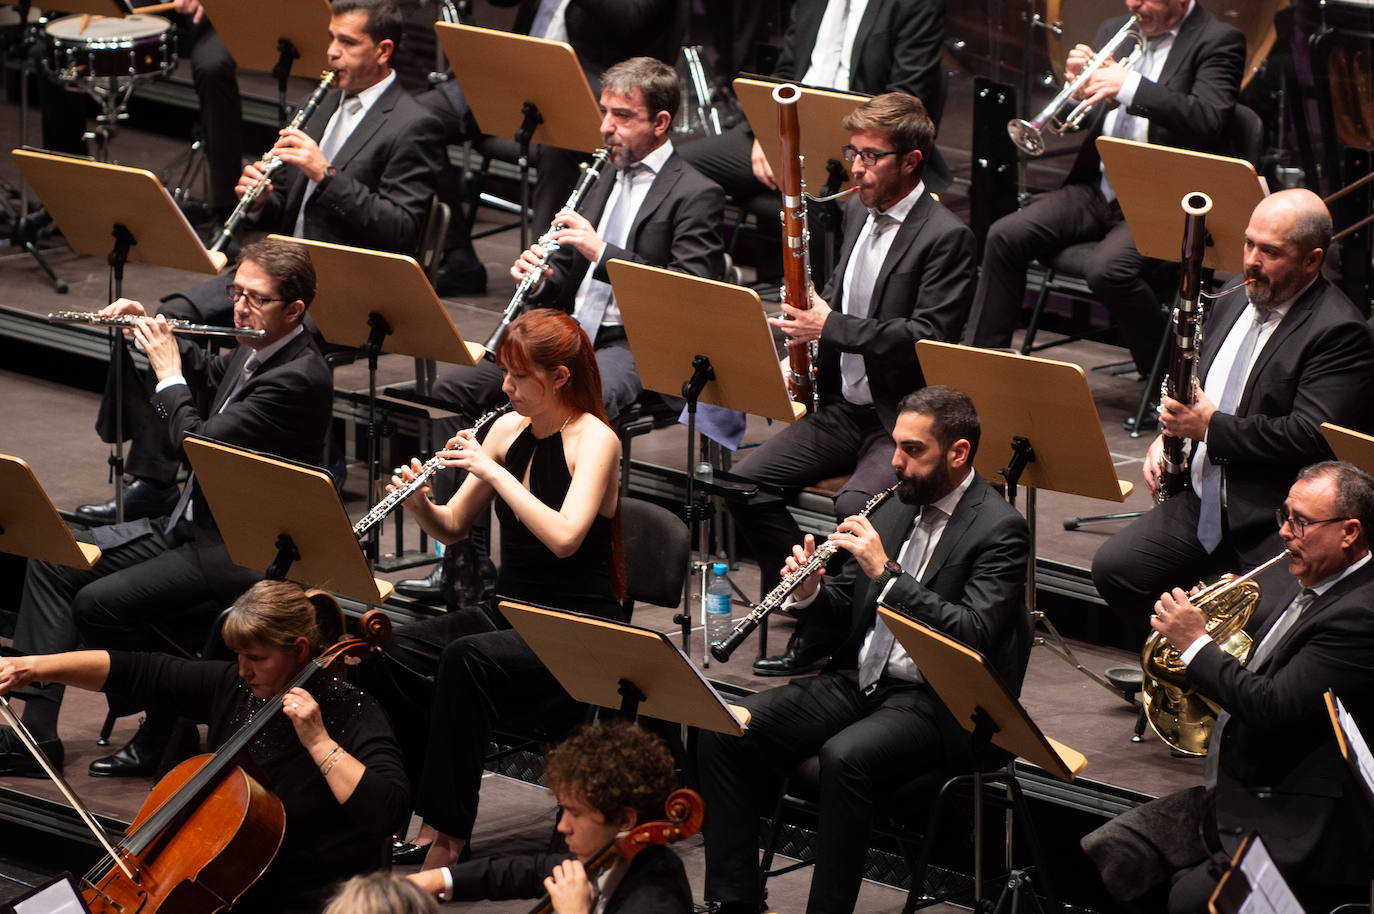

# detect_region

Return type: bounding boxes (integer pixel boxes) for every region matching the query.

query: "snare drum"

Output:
[44,13,175,86]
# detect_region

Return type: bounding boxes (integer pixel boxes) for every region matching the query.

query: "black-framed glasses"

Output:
[1274,508,1348,537]
[841,145,901,166]
[226,284,285,309]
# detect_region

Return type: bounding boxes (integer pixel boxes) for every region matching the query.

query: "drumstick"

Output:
[79,13,89,32]
[132,2,178,12]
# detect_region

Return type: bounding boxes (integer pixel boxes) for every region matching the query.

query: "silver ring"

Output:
[455,443,464,451]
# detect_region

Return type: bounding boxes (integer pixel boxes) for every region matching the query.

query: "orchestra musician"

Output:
[395,55,724,605]
[324,872,438,914]
[74,0,444,526]
[1092,189,1374,628]
[408,721,692,913]
[699,386,1030,914]
[0,239,332,780]
[377,309,625,869]
[960,0,1246,381]
[0,580,410,914]
[726,92,975,677]
[1083,462,1374,913]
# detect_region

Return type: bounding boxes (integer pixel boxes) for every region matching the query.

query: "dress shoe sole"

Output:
[751,658,826,677]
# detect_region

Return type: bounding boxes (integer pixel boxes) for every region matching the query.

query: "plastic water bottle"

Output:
[695,459,714,483]
[706,562,733,650]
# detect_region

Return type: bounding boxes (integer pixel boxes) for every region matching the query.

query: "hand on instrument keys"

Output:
[97,297,147,331]
[781,534,826,604]
[1158,388,1217,443]
[1064,43,1099,80]
[828,514,888,581]
[510,242,554,291]
[1151,587,1207,648]
[270,128,331,184]
[543,859,595,914]
[236,161,273,211]
[1143,434,1165,496]
[1075,57,1128,108]
[435,430,496,482]
[545,210,605,263]
[768,287,830,343]
[389,459,433,507]
[130,316,183,383]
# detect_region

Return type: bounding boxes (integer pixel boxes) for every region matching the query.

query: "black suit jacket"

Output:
[1196,277,1374,559]
[1065,6,1245,186]
[493,0,684,83]
[811,473,1031,762]
[447,845,692,914]
[1190,560,1374,886]
[774,0,945,121]
[532,147,725,311]
[816,191,975,431]
[253,78,445,255]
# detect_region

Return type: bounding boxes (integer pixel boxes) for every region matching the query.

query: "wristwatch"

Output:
[871,558,902,587]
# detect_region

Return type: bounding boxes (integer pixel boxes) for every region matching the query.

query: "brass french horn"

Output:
[1139,551,1289,755]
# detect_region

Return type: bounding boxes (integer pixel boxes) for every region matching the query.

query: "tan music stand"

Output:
[916,339,1132,696]
[198,0,332,76]
[13,149,225,275]
[734,77,867,193]
[879,608,1085,908]
[608,259,804,664]
[183,437,394,604]
[1098,137,1266,273]
[499,602,748,736]
[0,455,100,569]
[1321,422,1374,475]
[1208,833,1305,914]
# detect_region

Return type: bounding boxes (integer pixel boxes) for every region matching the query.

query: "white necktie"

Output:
[295,95,363,237]
[574,165,641,340]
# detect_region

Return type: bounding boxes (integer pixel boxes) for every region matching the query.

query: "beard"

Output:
[1245,268,1301,309]
[896,458,954,507]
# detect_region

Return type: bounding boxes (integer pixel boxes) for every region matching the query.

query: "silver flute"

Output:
[209,70,338,254]
[710,484,899,662]
[352,403,513,537]
[482,148,611,358]
[47,311,266,339]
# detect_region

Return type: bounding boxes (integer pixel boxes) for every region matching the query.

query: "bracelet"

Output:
[318,743,342,773]
[321,751,346,777]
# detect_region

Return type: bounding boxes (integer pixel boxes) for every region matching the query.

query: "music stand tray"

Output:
[1208,832,1305,914]
[183,436,393,604]
[199,0,333,75]
[734,77,868,193]
[499,601,748,736]
[13,149,225,275]
[0,455,100,569]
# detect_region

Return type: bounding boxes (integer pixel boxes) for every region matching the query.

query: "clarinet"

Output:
[482,148,611,359]
[208,71,337,254]
[352,403,513,537]
[1156,192,1213,502]
[710,484,898,662]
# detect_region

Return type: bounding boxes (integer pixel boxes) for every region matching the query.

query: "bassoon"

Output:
[774,83,818,414]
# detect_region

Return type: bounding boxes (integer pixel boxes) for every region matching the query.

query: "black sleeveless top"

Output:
[493,424,621,620]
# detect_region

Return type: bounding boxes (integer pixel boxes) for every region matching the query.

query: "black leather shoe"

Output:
[74,479,180,526]
[396,564,444,605]
[0,730,63,778]
[752,629,829,677]
[434,250,487,297]
[89,730,163,778]
[391,840,431,864]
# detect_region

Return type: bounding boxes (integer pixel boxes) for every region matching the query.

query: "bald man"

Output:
[1092,189,1374,624]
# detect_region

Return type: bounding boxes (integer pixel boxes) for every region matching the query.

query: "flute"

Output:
[47,311,266,339]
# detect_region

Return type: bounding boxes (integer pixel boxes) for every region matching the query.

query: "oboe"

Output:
[482,148,611,359]
[208,70,338,254]
[710,484,898,662]
[352,403,513,537]
[47,311,266,339]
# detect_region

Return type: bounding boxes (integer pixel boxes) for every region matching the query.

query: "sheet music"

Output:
[1334,694,1374,799]
[1236,836,1304,914]
[9,873,93,914]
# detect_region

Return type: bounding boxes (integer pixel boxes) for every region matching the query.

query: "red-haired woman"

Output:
[391,308,625,868]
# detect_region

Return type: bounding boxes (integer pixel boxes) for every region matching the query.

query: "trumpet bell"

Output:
[1007,119,1046,156]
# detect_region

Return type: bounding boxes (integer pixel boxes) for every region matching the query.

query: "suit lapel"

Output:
[331,81,400,172]
[1237,279,1323,411]
[1155,3,1207,88]
[921,476,982,585]
[211,346,253,413]
[1256,562,1374,668]
[868,192,930,317]
[847,0,887,77]
[1198,283,1248,381]
[859,498,918,610]
[627,153,683,242]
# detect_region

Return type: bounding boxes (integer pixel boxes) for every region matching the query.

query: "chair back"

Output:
[621,497,689,616]
[1225,104,1265,169]
[415,195,451,283]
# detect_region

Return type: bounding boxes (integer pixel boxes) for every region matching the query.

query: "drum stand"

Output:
[2,0,68,293]
[79,75,142,163]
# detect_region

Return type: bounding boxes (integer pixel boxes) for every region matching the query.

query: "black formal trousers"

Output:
[180,17,242,213]
[960,183,1170,374]
[699,670,953,914]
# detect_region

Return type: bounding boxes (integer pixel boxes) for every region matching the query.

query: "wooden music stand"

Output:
[916,339,1132,697]
[1323,689,1374,914]
[499,602,748,736]
[1208,833,1306,914]
[183,436,393,604]
[608,259,803,665]
[199,0,332,80]
[733,77,868,195]
[1098,137,1266,274]
[0,455,100,570]
[434,23,602,248]
[1321,422,1374,476]
[879,608,1086,910]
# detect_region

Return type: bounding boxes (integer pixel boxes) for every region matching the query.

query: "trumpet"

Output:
[352,403,513,537]
[482,148,611,359]
[47,311,266,339]
[1007,15,1145,156]
[208,70,338,254]
[710,485,898,662]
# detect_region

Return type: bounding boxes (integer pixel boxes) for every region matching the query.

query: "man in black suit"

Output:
[1084,461,1374,913]
[0,239,332,780]
[700,386,1030,914]
[726,91,975,675]
[1092,189,1374,626]
[74,0,443,526]
[961,0,1245,376]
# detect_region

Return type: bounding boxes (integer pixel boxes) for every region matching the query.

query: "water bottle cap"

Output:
[712,562,728,575]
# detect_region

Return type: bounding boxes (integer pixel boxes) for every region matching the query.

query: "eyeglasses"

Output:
[226,284,285,309]
[841,145,901,166]
[1274,508,1348,537]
